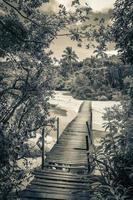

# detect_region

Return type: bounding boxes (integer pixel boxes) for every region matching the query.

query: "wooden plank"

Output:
[33,172,89,181]
[49,148,87,152]
[43,164,87,170]
[47,154,86,158]
[27,185,81,192]
[48,152,86,157]
[21,190,89,200]
[25,187,90,198]
[48,150,86,155]
[58,138,86,142]
[32,178,88,188]
[45,162,88,166]
[35,168,88,175]
[34,172,89,179]
[47,155,86,159]
[54,139,86,143]
[50,145,86,150]
[65,129,87,133]
[26,186,79,195]
[57,139,86,143]
[46,159,87,163]
[34,169,89,177]
[62,133,87,136]
[46,158,87,162]
[55,141,86,145]
[58,135,86,139]
[30,181,89,190]
[34,174,89,183]
[50,144,86,148]
[21,190,71,200]
[50,146,86,152]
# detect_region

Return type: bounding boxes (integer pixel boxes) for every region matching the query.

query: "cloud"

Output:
[88,0,115,12]
[40,0,115,13]
[40,1,116,60]
[40,0,58,13]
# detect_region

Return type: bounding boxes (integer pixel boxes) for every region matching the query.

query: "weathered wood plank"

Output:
[33,173,89,182]
[30,181,89,190]
[34,176,89,184]
[21,190,72,200]
[45,160,87,165]
[34,169,86,176]
[21,101,92,200]
[21,190,89,200]
[32,178,89,188]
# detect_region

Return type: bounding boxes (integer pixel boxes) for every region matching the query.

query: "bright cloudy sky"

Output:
[55,0,115,12]
[41,0,116,13]
[42,0,116,60]
[88,0,115,11]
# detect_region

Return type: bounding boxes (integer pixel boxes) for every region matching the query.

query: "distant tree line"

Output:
[54,48,132,100]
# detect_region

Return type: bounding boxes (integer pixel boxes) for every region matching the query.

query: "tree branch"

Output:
[17,103,30,129]
[0,19,54,46]
[2,0,40,27]
[1,94,27,124]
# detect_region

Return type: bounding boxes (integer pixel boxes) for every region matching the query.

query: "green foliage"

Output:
[88,1,133,199]
[0,53,53,199]
[112,0,133,114]
[60,47,79,77]
[54,75,66,90]
[1,0,133,199]
[54,54,132,100]
[0,1,93,198]
[112,0,133,64]
[71,56,125,100]
[90,103,133,200]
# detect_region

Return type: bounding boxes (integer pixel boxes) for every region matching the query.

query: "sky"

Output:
[55,0,115,12]
[88,0,115,11]
[42,0,116,12]
[42,0,116,60]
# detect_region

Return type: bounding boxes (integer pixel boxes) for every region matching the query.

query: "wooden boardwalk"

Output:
[21,101,93,200]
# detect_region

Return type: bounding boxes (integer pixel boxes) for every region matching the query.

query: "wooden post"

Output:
[42,127,45,170]
[86,121,92,145]
[86,135,89,151]
[57,117,59,143]
[86,136,90,173]
[90,105,92,132]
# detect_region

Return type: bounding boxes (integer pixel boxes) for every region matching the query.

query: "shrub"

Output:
[90,102,133,200]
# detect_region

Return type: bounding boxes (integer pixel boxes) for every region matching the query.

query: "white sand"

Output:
[50,91,83,113]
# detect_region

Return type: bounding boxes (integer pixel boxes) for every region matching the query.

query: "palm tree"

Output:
[61,47,79,76]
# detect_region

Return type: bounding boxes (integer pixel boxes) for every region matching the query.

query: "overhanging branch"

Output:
[2,0,40,27]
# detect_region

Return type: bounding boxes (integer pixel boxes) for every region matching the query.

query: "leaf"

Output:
[71,0,80,6]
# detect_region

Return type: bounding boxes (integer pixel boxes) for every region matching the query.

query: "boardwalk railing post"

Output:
[86,136,90,173]
[86,121,92,145]
[86,135,89,152]
[42,127,45,170]
[57,117,59,143]
[90,103,92,132]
